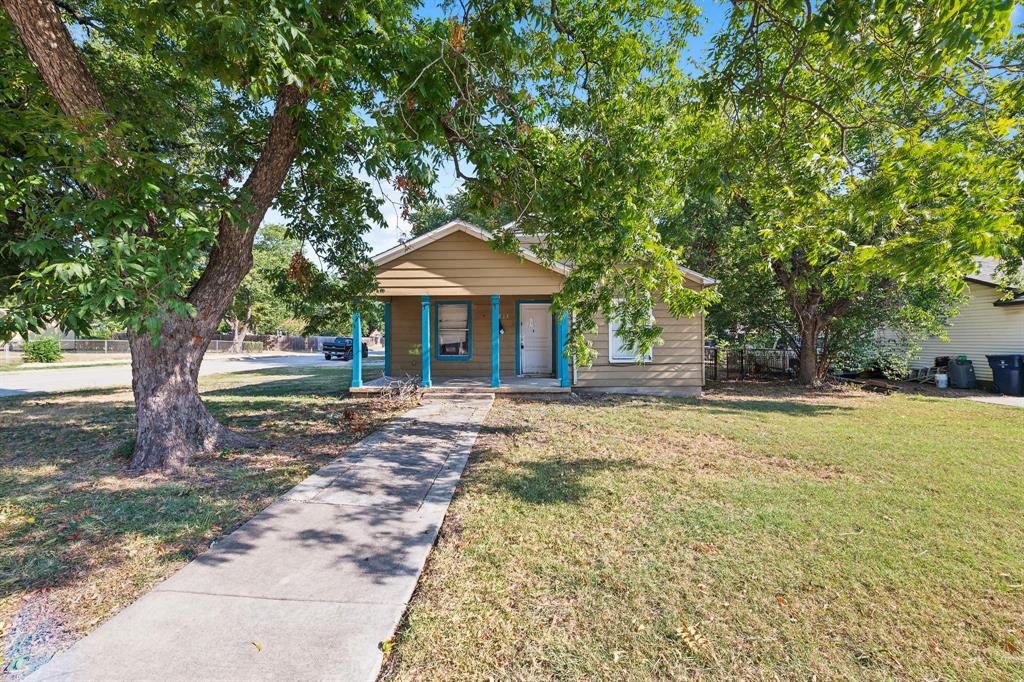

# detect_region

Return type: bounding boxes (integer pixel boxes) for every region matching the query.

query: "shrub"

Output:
[23,337,63,363]
[833,339,910,380]
[872,345,910,381]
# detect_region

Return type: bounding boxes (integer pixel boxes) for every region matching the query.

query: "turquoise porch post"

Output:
[490,295,500,388]
[383,301,391,378]
[557,312,570,388]
[420,295,432,387]
[351,310,362,389]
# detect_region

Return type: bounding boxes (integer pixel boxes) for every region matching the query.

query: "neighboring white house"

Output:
[907,259,1024,382]
[4,322,78,350]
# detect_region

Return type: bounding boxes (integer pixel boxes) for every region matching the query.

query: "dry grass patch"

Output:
[385,385,1024,681]
[0,364,400,678]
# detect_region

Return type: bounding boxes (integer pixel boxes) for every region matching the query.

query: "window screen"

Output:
[608,305,653,363]
[437,303,470,358]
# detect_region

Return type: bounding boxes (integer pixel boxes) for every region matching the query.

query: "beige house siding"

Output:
[384,295,706,388]
[376,230,565,297]
[908,282,1024,381]
[373,224,710,392]
[576,300,704,389]
[385,295,537,379]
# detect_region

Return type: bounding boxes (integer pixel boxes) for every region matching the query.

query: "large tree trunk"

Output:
[796,322,819,385]
[128,82,304,470]
[128,318,255,472]
[5,0,309,471]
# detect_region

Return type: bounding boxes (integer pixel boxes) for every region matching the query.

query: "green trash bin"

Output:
[947,357,977,389]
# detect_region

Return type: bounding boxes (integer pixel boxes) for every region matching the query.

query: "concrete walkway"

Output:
[28,395,494,682]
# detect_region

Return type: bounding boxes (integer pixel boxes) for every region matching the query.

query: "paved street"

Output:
[0,353,371,398]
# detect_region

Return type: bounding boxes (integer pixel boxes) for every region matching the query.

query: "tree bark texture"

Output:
[1,0,107,118]
[128,320,254,472]
[796,322,820,385]
[4,0,308,470]
[230,309,252,353]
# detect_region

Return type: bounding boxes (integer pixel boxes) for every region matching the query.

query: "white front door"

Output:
[519,303,553,375]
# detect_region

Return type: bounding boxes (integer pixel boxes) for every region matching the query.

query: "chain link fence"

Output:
[8,338,264,354]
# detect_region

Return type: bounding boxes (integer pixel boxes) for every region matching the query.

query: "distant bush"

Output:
[89,327,114,340]
[871,346,910,381]
[833,339,910,381]
[24,337,64,363]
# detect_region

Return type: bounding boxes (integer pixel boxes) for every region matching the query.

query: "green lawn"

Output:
[0,357,131,372]
[385,384,1024,681]
[0,364,394,677]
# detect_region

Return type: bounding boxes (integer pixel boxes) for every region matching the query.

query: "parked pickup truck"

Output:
[323,337,369,361]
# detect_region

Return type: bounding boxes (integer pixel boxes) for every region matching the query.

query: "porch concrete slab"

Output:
[28,395,494,682]
[350,375,569,395]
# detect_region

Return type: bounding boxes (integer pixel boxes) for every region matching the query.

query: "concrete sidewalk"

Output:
[967,394,1024,408]
[28,396,494,682]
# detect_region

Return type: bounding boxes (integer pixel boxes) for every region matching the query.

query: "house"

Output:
[907,258,1024,382]
[348,221,715,396]
[5,321,78,350]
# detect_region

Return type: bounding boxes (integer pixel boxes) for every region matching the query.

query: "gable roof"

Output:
[966,257,1024,307]
[372,220,716,286]
[372,220,571,277]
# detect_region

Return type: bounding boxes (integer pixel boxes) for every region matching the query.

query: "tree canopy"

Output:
[1,0,714,469]
[407,187,515,237]
[3,0,1024,470]
[666,0,1023,382]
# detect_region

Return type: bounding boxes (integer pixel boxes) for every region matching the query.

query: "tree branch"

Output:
[187,84,308,332]
[2,0,108,119]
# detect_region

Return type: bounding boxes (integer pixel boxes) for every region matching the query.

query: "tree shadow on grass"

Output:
[200,366,384,400]
[692,399,852,417]
[475,423,533,438]
[579,392,855,418]
[475,455,641,505]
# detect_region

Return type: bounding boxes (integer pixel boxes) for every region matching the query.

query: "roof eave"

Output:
[371,219,715,286]
[371,220,571,276]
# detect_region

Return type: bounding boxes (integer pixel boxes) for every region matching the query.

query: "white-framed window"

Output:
[436,301,471,359]
[608,302,654,364]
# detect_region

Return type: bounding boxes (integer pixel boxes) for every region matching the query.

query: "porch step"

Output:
[422,387,496,395]
[423,391,496,400]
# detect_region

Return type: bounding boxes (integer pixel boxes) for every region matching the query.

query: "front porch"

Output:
[349,293,572,393]
[351,221,576,394]
[350,375,569,395]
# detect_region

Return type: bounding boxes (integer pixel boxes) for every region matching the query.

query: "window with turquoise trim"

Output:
[436,302,471,359]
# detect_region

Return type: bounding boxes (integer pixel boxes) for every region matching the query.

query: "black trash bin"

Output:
[986,354,1023,396]
[948,357,977,389]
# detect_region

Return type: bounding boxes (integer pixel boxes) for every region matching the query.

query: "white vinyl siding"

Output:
[907,282,1024,381]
